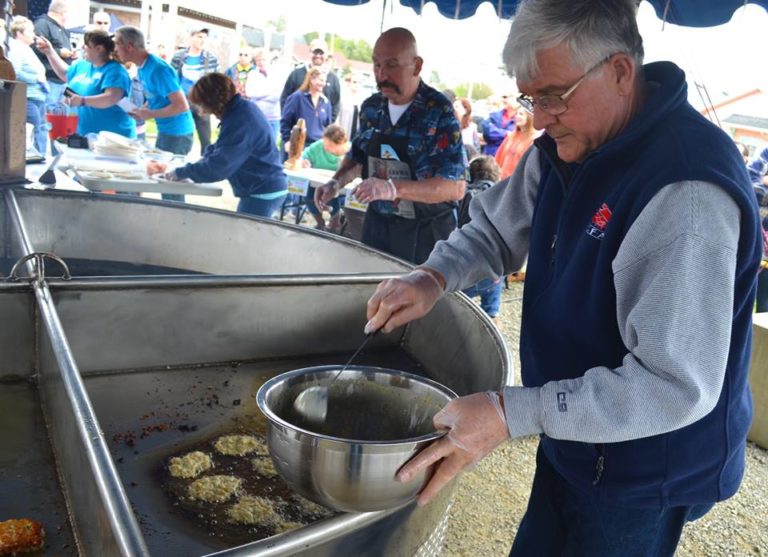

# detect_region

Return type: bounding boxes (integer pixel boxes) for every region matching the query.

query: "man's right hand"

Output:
[34,36,52,54]
[365,269,445,334]
[314,180,340,211]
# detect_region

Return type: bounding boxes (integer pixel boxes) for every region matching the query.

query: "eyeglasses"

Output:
[239,53,250,56]
[517,55,614,116]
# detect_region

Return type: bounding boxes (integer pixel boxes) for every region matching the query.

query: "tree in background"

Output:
[303,32,372,63]
[455,82,494,101]
[268,16,287,33]
[428,70,446,92]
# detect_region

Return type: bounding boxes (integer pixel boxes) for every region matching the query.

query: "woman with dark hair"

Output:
[37,30,135,138]
[453,97,480,156]
[148,72,287,218]
[280,67,332,150]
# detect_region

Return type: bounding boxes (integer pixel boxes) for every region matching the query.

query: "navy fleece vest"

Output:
[521,62,762,508]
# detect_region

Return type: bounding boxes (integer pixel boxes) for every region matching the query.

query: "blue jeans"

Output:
[156,133,193,202]
[462,277,503,317]
[26,98,48,155]
[509,446,713,557]
[268,120,280,146]
[305,185,341,216]
[237,194,287,218]
[44,81,67,111]
[758,270,768,312]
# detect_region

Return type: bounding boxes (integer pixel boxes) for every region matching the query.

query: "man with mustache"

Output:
[315,27,466,264]
[363,1,762,555]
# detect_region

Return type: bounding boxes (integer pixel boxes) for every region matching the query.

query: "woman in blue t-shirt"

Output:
[37,30,136,138]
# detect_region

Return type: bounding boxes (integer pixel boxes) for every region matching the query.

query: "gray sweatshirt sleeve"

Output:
[504,180,741,443]
[424,146,541,291]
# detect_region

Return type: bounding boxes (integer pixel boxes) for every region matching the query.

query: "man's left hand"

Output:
[352,177,397,203]
[397,392,509,506]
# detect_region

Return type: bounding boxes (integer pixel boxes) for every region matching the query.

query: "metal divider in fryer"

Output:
[4,187,150,556]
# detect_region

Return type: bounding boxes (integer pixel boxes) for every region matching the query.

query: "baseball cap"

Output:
[309,37,328,53]
[191,27,209,36]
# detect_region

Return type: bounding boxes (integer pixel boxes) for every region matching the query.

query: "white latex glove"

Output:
[352,177,397,203]
[365,268,444,334]
[314,179,341,211]
[397,392,509,506]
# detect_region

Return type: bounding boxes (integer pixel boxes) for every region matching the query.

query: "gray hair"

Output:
[115,25,146,50]
[503,0,644,82]
[48,0,68,14]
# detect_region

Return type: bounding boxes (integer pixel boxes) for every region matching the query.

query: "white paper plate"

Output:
[98,131,136,148]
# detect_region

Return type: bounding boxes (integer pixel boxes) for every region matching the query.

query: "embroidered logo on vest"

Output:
[586,202,613,240]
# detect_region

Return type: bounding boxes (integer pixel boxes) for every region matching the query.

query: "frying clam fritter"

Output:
[168,451,213,479]
[227,495,281,525]
[251,456,278,477]
[214,435,267,457]
[188,475,242,503]
[0,519,45,556]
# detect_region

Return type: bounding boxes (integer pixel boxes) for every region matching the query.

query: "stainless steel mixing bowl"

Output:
[256,365,457,512]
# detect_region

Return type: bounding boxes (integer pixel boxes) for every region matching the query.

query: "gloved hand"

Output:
[365,268,445,334]
[314,179,340,211]
[352,177,397,203]
[397,391,509,506]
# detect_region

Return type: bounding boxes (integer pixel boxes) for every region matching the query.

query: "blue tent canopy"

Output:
[324,0,768,26]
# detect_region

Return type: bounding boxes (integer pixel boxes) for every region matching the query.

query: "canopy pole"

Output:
[380,0,386,34]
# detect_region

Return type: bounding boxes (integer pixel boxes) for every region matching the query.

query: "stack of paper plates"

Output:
[92,131,141,160]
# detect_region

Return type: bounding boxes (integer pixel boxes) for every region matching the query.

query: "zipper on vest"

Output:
[550,234,557,266]
[592,444,605,485]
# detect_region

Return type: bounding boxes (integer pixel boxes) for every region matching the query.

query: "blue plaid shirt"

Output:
[350,80,466,181]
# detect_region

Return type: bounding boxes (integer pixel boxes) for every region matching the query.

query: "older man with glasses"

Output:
[363,1,762,556]
[279,37,341,122]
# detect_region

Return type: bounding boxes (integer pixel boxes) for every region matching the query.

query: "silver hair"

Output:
[115,25,146,50]
[48,0,69,14]
[503,0,644,82]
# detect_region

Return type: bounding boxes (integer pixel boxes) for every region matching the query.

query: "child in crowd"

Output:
[459,156,505,324]
[301,124,349,231]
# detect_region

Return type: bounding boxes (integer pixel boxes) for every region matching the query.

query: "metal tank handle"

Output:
[7,252,71,282]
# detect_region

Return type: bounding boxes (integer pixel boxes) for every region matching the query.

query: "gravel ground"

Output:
[442,282,768,557]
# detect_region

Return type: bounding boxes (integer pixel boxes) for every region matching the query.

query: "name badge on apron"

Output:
[367,143,416,219]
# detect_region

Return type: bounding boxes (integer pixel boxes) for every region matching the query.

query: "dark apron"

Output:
[361,131,456,264]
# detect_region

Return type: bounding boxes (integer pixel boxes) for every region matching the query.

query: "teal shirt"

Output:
[301,140,344,171]
[66,59,136,138]
[138,54,194,136]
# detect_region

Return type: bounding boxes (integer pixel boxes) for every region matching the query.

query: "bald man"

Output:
[34,0,75,107]
[315,27,466,264]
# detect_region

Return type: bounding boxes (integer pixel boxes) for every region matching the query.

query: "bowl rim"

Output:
[255,365,458,445]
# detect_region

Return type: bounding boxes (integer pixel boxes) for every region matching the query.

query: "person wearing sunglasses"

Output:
[225,46,256,97]
[279,37,341,122]
[364,1,762,556]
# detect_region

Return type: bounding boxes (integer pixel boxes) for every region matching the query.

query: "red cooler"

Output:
[46,102,78,140]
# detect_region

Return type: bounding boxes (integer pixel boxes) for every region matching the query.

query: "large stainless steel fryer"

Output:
[0,188,512,556]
